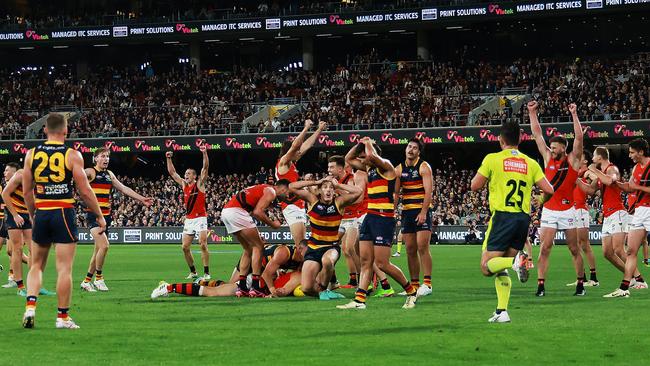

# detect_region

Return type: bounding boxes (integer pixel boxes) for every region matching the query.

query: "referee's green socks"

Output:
[495,272,511,312]
[487,257,513,274]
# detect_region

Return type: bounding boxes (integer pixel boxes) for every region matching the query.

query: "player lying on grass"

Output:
[151,271,303,299]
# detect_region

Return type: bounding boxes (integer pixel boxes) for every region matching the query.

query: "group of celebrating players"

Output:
[3,102,650,329]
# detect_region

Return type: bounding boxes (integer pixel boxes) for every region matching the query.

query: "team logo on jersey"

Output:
[411,170,419,178]
[327,206,336,214]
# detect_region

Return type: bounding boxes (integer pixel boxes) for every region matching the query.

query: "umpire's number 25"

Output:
[505,179,526,209]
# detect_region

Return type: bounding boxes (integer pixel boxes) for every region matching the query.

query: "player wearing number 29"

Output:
[471,120,554,323]
[21,113,106,329]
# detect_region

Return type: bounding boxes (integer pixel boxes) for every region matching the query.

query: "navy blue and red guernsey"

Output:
[628,160,650,213]
[307,201,343,249]
[10,184,29,214]
[367,168,396,218]
[398,158,427,212]
[261,244,302,271]
[88,168,112,216]
[183,183,206,219]
[544,157,578,211]
[29,142,75,210]
[337,172,363,219]
[274,161,305,210]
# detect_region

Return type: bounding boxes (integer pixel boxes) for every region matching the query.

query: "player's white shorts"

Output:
[540,207,575,230]
[221,207,256,234]
[183,216,208,236]
[574,208,590,229]
[629,206,650,232]
[340,218,360,230]
[358,213,367,226]
[602,210,629,237]
[282,204,307,226]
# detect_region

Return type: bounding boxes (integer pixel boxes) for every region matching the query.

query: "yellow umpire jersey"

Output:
[477,149,545,215]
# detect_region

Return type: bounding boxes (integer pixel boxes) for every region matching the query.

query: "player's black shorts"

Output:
[86,212,112,233]
[359,214,396,246]
[401,209,432,234]
[304,245,341,265]
[4,209,32,230]
[32,208,78,246]
[0,219,7,239]
[483,211,530,252]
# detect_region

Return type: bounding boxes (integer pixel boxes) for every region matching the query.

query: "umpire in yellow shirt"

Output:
[471,120,554,323]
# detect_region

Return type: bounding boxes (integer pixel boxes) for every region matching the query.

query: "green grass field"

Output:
[1,244,649,365]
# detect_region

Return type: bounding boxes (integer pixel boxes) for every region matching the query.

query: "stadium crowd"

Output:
[2,52,649,139]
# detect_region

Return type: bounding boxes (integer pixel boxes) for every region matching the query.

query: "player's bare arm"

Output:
[109,171,154,206]
[278,119,313,170]
[3,169,25,227]
[297,120,327,158]
[288,180,320,205]
[394,164,402,214]
[470,172,488,192]
[165,151,185,187]
[568,103,584,170]
[577,176,598,195]
[252,188,281,229]
[262,247,290,294]
[70,150,106,233]
[85,167,96,182]
[418,162,434,225]
[363,138,395,179]
[22,149,36,219]
[535,177,555,204]
[588,163,618,186]
[331,177,363,207]
[528,101,551,166]
[345,143,366,171]
[198,145,209,191]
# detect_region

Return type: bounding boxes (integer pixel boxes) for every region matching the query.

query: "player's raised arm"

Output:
[394,164,402,213]
[3,169,25,227]
[288,180,319,205]
[108,171,154,206]
[527,101,551,166]
[297,120,327,157]
[279,119,313,166]
[252,187,282,229]
[262,246,290,295]
[345,143,366,171]
[568,103,584,170]
[69,150,106,233]
[363,138,394,178]
[199,145,209,188]
[165,151,185,187]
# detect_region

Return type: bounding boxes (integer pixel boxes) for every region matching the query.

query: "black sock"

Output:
[635,275,645,283]
[330,272,338,284]
[57,307,69,319]
[380,278,391,290]
[620,280,630,291]
[590,268,598,282]
[537,279,545,288]
[252,274,260,290]
[204,266,209,275]
[349,273,358,286]
[238,275,248,290]
[189,265,196,274]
